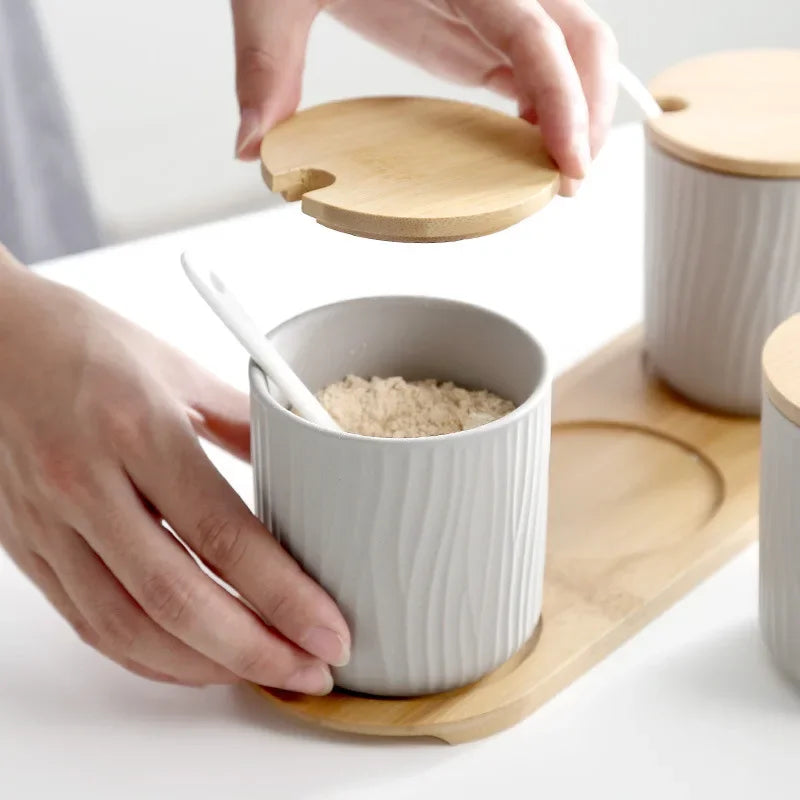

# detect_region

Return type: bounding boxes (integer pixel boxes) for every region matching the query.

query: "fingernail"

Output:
[235,108,263,159]
[559,177,582,198]
[185,406,205,426]
[302,626,350,667]
[573,133,592,179]
[284,664,334,695]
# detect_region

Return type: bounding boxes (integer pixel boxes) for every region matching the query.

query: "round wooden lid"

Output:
[259,96,560,242]
[763,315,800,425]
[646,50,800,178]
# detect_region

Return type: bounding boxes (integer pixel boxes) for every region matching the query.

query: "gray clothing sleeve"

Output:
[0,0,100,264]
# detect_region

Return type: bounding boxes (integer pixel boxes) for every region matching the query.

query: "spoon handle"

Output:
[181,252,340,431]
[617,63,663,120]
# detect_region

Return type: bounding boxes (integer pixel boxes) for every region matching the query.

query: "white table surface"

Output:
[2,125,799,799]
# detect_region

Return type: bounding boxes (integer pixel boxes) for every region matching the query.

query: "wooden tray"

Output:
[255,328,760,743]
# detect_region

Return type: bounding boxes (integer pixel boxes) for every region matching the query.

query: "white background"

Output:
[33,0,799,245]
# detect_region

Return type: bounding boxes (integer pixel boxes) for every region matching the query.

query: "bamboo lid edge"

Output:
[646,49,800,179]
[763,314,800,427]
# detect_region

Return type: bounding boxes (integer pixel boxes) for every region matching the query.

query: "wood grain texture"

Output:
[646,50,800,178]
[259,97,560,242]
[255,328,760,743]
[763,314,800,427]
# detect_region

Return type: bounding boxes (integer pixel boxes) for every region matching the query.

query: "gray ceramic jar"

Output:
[249,296,551,696]
[644,50,800,414]
[760,315,800,683]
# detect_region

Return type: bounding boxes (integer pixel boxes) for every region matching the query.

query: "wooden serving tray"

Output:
[255,328,760,743]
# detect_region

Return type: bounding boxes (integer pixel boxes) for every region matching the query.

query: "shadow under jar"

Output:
[644,49,800,415]
[249,296,551,696]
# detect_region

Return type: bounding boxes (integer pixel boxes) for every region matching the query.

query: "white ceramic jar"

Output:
[645,50,800,415]
[760,314,800,682]
[250,296,551,696]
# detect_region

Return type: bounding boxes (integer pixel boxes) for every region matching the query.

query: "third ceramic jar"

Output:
[644,50,800,414]
[760,314,800,683]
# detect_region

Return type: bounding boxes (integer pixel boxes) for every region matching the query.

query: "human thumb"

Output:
[231,0,321,160]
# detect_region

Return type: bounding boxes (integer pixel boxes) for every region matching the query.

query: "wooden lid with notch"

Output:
[646,50,800,178]
[259,96,560,242]
[763,315,800,426]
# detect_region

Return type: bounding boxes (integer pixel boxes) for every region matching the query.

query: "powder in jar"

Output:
[315,375,515,438]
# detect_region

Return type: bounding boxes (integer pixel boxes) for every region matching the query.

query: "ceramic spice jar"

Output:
[644,50,800,414]
[760,314,800,683]
[249,297,551,696]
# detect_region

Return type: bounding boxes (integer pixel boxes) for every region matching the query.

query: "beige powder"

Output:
[316,375,515,438]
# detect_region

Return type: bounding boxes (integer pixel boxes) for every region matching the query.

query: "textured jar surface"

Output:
[249,297,551,696]
[645,140,800,414]
[760,397,800,683]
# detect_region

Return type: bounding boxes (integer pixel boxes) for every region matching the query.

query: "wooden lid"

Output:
[763,315,800,425]
[646,50,800,178]
[259,96,560,242]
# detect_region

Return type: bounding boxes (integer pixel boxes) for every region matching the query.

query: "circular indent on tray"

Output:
[549,421,724,559]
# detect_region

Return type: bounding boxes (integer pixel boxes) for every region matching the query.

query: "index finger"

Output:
[126,415,352,669]
[541,0,619,156]
[455,0,591,179]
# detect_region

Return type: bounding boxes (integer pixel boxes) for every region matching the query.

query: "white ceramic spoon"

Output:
[617,63,663,119]
[180,251,341,431]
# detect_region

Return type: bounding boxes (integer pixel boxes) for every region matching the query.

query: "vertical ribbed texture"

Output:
[251,386,551,696]
[645,143,800,414]
[760,398,800,682]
